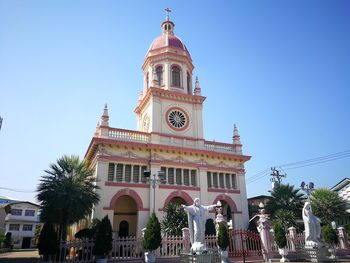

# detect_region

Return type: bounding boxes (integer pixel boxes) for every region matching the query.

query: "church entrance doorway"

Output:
[218,200,234,227]
[113,195,137,237]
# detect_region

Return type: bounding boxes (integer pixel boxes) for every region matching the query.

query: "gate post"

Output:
[182,227,190,252]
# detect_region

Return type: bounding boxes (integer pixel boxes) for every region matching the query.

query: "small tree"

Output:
[4,232,12,249]
[142,212,162,251]
[321,225,338,248]
[161,202,187,236]
[38,222,58,262]
[273,209,297,230]
[311,188,346,225]
[217,223,229,251]
[274,223,287,248]
[92,216,112,259]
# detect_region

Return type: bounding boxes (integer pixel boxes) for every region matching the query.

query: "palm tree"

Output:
[37,155,100,241]
[310,188,346,225]
[265,184,304,219]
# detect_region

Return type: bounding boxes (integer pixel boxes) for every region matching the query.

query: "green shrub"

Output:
[38,222,58,261]
[321,225,338,248]
[142,212,162,251]
[92,216,113,258]
[217,223,229,250]
[4,232,12,249]
[274,223,287,248]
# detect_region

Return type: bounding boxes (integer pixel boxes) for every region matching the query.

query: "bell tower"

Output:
[135,11,206,140]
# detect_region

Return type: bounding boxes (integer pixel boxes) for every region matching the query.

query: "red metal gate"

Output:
[229,229,262,258]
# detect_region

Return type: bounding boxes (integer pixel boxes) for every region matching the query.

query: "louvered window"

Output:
[231,174,237,189]
[225,173,231,188]
[116,164,123,182]
[108,163,115,181]
[141,166,148,183]
[125,165,131,182]
[207,172,212,188]
[161,167,167,184]
[213,173,218,188]
[183,169,189,186]
[191,170,197,186]
[176,169,182,185]
[219,173,225,188]
[168,168,174,184]
[133,165,140,183]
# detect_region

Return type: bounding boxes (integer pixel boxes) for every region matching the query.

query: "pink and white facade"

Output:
[85,15,251,238]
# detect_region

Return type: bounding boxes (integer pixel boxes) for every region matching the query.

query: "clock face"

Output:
[143,115,150,132]
[165,107,189,131]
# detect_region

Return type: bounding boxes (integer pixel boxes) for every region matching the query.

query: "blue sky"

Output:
[0,1,349,203]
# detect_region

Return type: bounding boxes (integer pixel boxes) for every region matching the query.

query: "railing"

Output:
[108,128,150,143]
[58,239,94,262]
[110,236,143,260]
[157,234,183,257]
[204,141,238,153]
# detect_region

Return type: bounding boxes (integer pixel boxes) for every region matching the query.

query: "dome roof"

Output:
[148,34,188,52]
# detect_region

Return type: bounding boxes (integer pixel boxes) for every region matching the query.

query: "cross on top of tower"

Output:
[165,8,171,21]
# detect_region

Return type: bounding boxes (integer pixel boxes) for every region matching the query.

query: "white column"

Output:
[198,167,208,204]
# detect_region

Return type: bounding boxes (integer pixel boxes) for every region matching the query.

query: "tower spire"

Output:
[194,76,201,95]
[100,103,109,126]
[233,124,241,144]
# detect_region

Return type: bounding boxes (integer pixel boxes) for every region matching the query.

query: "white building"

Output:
[3,201,40,248]
[85,14,251,237]
[330,178,350,225]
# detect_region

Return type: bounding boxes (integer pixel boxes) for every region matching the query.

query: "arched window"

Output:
[156,66,163,86]
[171,65,182,87]
[146,72,149,89]
[187,72,191,94]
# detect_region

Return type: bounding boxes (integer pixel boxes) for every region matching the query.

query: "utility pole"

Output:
[270,167,286,190]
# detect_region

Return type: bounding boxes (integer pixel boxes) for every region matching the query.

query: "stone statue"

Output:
[302,201,321,247]
[181,198,217,252]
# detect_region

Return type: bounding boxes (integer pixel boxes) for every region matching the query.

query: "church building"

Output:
[84,13,251,237]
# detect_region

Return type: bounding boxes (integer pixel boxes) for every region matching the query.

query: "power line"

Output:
[0,187,35,193]
[246,150,350,184]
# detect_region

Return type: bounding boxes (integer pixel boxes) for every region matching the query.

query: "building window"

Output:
[213,173,218,188]
[141,166,148,183]
[187,72,191,94]
[116,164,123,182]
[146,72,149,89]
[133,165,140,183]
[231,174,237,189]
[11,209,22,216]
[9,224,20,231]
[25,210,35,217]
[219,173,225,188]
[160,167,167,184]
[168,168,174,185]
[225,173,231,188]
[191,170,197,186]
[125,165,131,182]
[156,66,163,86]
[183,169,190,186]
[22,224,33,231]
[176,168,182,185]
[207,172,212,188]
[108,163,115,181]
[171,65,182,87]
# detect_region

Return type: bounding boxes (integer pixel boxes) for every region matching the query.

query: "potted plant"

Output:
[217,222,230,263]
[38,222,58,262]
[142,212,162,263]
[321,225,338,259]
[92,215,113,263]
[274,223,288,262]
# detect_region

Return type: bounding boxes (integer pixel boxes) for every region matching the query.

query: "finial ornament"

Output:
[165,7,171,21]
[101,103,109,126]
[194,76,201,95]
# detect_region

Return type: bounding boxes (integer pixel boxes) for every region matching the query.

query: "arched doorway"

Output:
[215,200,234,228]
[113,195,137,237]
[168,196,187,206]
[119,220,129,237]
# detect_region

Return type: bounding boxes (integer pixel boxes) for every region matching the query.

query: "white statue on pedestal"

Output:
[181,198,217,253]
[302,201,321,247]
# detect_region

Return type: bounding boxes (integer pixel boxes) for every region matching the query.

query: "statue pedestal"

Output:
[191,242,207,254]
[304,246,329,262]
[180,248,220,263]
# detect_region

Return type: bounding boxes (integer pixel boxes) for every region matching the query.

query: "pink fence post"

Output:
[288,227,297,251]
[337,227,348,250]
[182,227,190,252]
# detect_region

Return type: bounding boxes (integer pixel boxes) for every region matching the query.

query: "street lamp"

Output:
[300,181,315,200]
[143,170,166,212]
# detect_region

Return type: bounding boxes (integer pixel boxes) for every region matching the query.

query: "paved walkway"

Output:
[0,249,40,263]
